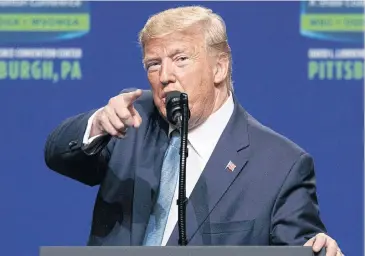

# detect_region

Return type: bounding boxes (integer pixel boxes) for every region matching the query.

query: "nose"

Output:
[159,59,176,86]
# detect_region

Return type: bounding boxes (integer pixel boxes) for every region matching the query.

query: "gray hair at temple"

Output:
[138,5,233,93]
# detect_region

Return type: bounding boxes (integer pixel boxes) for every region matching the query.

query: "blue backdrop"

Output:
[0,1,363,256]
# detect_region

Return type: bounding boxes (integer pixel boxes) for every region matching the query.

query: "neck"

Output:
[212,88,230,114]
[188,86,230,131]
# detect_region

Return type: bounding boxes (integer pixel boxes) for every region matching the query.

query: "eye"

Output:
[174,56,189,66]
[146,62,160,71]
[177,56,188,62]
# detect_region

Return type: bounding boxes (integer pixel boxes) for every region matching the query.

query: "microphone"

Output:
[166,91,190,128]
[165,91,190,246]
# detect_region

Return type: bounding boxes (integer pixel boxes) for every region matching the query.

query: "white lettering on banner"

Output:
[335,49,365,59]
[308,49,365,59]
[0,48,83,59]
[308,49,335,59]
[308,0,364,7]
[0,1,82,8]
[0,48,14,58]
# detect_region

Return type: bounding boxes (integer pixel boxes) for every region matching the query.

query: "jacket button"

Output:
[68,140,78,148]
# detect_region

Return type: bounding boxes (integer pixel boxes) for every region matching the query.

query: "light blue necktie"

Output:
[143,130,180,246]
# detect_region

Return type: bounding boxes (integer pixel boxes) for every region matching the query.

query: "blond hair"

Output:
[138,6,233,92]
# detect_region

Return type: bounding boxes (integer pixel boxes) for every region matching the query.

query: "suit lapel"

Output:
[167,98,251,245]
[131,111,169,245]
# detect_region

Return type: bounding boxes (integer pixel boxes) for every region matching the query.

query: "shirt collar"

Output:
[168,93,234,162]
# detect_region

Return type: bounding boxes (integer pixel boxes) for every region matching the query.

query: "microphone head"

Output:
[166,91,182,126]
[166,91,181,105]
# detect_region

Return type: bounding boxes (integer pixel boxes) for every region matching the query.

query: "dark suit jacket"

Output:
[44,90,326,246]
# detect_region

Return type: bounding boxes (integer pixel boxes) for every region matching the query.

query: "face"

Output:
[143,27,229,129]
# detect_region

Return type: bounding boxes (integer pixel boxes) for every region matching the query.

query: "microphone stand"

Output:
[177,93,189,246]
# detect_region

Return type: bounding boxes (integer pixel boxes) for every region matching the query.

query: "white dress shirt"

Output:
[83,93,234,245]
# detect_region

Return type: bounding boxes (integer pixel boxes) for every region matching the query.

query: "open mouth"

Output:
[160,91,167,104]
[160,89,180,105]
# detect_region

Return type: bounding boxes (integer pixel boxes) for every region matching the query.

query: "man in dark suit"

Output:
[44,5,343,256]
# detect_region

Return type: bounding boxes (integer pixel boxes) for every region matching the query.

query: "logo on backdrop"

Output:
[300,0,364,81]
[0,0,90,83]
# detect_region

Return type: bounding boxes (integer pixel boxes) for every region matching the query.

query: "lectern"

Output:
[40,246,326,256]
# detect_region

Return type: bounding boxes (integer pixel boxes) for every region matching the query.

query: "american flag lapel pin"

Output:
[226,161,236,172]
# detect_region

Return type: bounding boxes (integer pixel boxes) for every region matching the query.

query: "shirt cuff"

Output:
[83,108,104,146]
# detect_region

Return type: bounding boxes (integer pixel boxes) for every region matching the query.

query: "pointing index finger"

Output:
[122,89,143,106]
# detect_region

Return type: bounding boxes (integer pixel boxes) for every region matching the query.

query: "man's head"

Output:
[138,6,233,129]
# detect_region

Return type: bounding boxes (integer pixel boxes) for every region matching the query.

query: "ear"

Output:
[213,52,229,85]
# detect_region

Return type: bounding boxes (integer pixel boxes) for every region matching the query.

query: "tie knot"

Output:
[170,129,179,138]
[169,129,180,146]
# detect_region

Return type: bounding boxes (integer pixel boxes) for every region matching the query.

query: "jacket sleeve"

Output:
[44,110,114,186]
[270,152,327,245]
